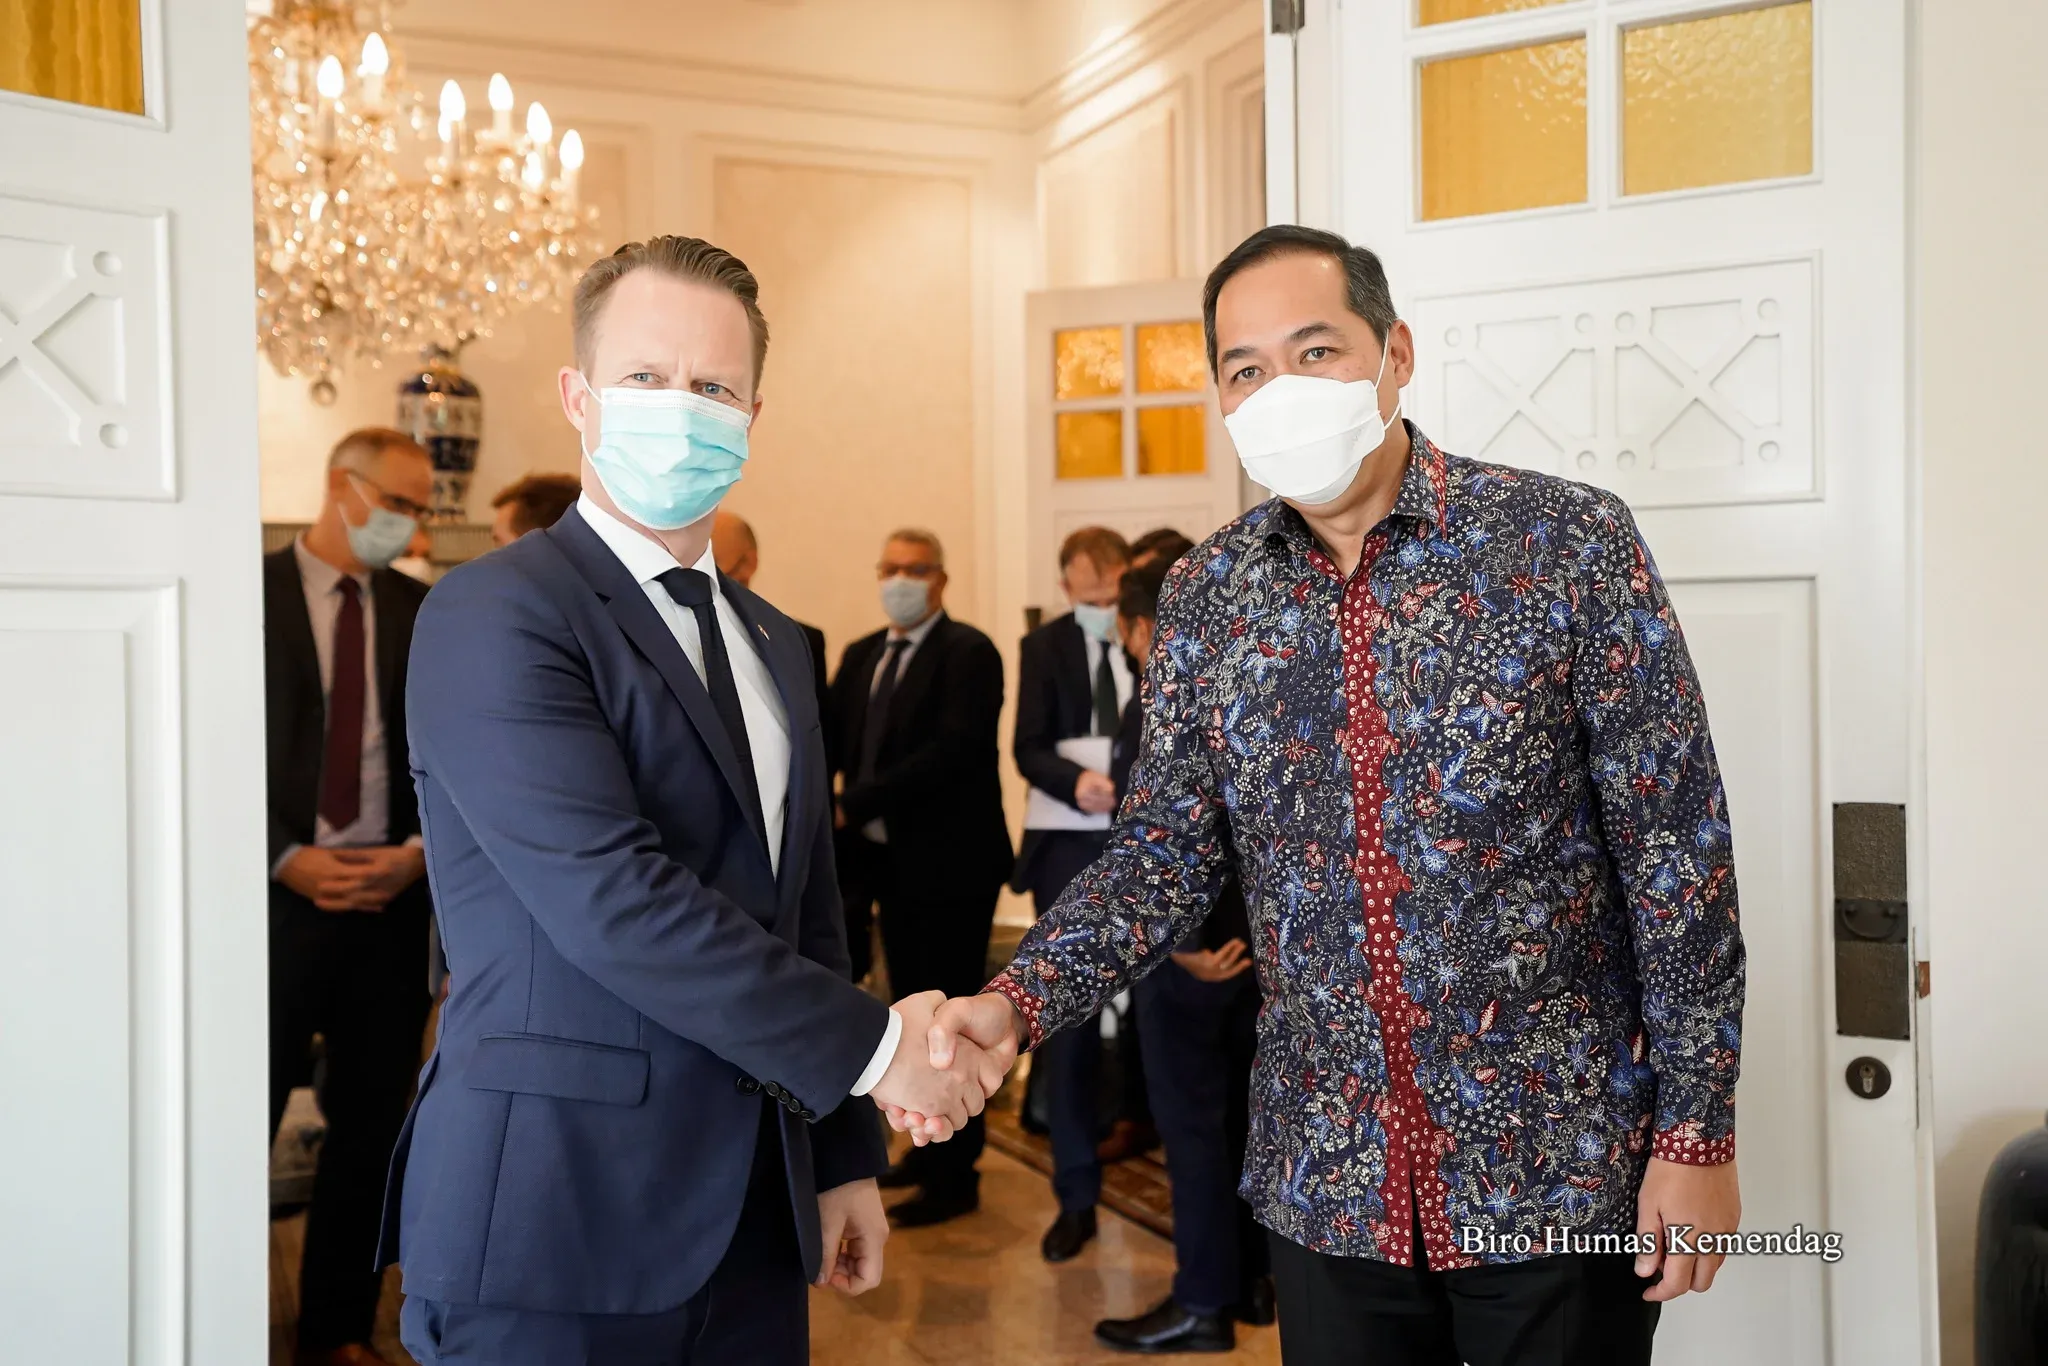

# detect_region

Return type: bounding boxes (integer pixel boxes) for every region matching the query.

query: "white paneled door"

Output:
[1025,280,1250,608]
[1287,1,1925,1362]
[0,6,268,1366]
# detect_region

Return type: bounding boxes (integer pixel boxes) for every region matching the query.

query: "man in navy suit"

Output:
[381,236,998,1366]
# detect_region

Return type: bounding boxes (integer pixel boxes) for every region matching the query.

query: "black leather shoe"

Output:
[875,1160,920,1190]
[887,1188,979,1228]
[1094,1296,1234,1354]
[1235,1273,1277,1325]
[1040,1207,1097,1262]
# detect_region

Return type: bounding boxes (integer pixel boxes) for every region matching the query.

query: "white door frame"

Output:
[1267,3,1938,1361]
[0,6,269,1363]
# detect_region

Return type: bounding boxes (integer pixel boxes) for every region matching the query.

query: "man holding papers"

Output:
[1010,525,1136,1263]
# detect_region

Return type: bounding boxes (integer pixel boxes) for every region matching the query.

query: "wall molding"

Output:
[401,0,1259,137]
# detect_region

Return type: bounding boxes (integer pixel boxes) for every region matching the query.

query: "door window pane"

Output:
[1054,326,1125,400]
[1622,3,1814,196]
[0,0,145,115]
[1057,410,1123,479]
[1419,0,1570,26]
[1136,321,1206,394]
[1420,39,1587,221]
[1138,406,1206,475]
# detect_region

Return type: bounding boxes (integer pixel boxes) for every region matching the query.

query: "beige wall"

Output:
[1920,1,2048,1361]
[711,159,976,665]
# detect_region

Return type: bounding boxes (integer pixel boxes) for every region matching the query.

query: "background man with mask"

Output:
[1009,525,1144,1263]
[712,509,831,723]
[920,224,1747,1366]
[826,528,1011,1226]
[265,426,435,1366]
[384,236,1003,1366]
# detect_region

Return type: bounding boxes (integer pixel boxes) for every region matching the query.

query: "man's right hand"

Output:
[277,846,382,912]
[1074,770,1118,815]
[1172,938,1251,983]
[879,993,1027,1141]
[866,991,1007,1146]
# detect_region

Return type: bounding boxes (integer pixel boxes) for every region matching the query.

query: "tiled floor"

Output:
[270,1146,1282,1364]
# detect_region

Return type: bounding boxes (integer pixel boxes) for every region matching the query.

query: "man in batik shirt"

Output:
[914,226,1745,1366]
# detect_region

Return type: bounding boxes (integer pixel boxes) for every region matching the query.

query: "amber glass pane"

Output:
[1054,326,1125,400]
[1623,3,1813,196]
[1136,321,1206,394]
[0,0,145,115]
[1057,410,1123,479]
[1137,406,1205,475]
[1420,39,1587,221]
[1419,0,1570,25]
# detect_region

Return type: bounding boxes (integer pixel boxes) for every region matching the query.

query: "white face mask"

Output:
[879,575,932,630]
[1222,345,1400,507]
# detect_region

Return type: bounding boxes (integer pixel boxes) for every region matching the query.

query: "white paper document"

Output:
[1024,735,1114,831]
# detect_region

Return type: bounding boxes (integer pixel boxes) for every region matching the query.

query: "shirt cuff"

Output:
[405,834,423,849]
[1651,1125,1736,1166]
[847,1006,902,1098]
[271,843,303,881]
[985,969,1047,1050]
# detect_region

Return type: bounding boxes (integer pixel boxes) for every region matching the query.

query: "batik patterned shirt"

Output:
[989,424,1744,1268]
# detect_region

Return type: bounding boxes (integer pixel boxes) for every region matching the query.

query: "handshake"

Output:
[865,991,1027,1144]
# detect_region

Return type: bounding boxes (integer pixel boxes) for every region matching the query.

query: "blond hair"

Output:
[572,235,771,381]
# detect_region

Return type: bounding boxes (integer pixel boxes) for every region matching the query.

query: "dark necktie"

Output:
[657,568,764,833]
[318,576,366,830]
[1092,640,1120,737]
[858,639,911,785]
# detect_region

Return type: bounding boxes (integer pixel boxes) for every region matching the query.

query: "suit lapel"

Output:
[1057,616,1092,732]
[267,548,323,711]
[369,570,407,742]
[886,615,949,738]
[719,577,813,901]
[546,514,770,859]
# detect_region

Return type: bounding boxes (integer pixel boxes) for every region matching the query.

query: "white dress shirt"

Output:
[859,607,943,845]
[576,499,900,1096]
[271,540,420,877]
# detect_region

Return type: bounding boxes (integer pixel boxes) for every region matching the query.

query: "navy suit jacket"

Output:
[377,510,890,1316]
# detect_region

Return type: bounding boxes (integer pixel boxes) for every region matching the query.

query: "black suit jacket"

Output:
[263,545,429,869]
[798,620,831,723]
[1011,612,1134,892]
[828,614,1012,893]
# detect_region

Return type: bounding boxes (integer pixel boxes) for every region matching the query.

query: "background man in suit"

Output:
[1091,561,1273,1355]
[489,471,583,546]
[828,528,1012,1226]
[383,236,998,1366]
[713,509,830,727]
[1010,525,1136,1262]
[266,426,436,1366]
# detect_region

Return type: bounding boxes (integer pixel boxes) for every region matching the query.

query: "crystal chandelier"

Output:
[248,1,602,403]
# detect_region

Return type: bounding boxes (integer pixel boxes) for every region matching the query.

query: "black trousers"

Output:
[269,883,432,1353]
[1023,829,1116,1212]
[1267,1229,1661,1366]
[401,1104,808,1365]
[841,833,998,1197]
[1134,960,1267,1314]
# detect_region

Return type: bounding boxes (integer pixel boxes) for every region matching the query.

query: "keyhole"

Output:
[1845,1056,1891,1100]
[1858,1063,1876,1094]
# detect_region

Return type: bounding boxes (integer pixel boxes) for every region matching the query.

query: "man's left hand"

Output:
[816,1178,887,1295]
[320,844,427,912]
[1634,1156,1740,1301]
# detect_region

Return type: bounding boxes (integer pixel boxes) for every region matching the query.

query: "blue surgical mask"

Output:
[580,375,750,531]
[1073,602,1119,644]
[880,575,932,630]
[343,475,419,570]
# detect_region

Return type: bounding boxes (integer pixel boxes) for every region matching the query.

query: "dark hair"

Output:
[1118,561,1169,623]
[1058,525,1131,577]
[573,235,770,382]
[1128,527,1194,569]
[492,472,583,536]
[1202,224,1398,373]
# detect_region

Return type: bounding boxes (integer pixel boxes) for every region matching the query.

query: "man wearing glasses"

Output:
[265,427,437,1366]
[827,528,1013,1228]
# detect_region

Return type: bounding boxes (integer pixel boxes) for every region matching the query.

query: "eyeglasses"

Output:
[877,562,942,580]
[349,471,433,522]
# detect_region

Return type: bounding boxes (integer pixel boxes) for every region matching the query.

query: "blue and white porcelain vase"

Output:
[397,345,483,522]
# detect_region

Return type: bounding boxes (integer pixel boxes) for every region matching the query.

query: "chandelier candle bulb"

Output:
[488,73,514,142]
[313,55,343,149]
[526,101,551,147]
[559,128,583,202]
[357,33,387,108]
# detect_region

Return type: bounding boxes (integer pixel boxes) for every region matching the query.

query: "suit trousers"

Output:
[1266,1225,1661,1366]
[269,884,431,1353]
[842,834,998,1197]
[400,1103,808,1366]
[1133,960,1267,1314]
[1024,829,1116,1213]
